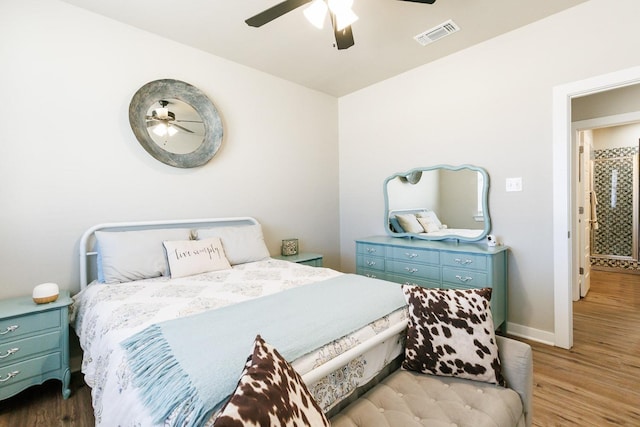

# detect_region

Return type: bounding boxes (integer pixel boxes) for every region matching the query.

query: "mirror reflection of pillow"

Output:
[395,214,425,233]
[417,211,443,229]
[417,217,441,233]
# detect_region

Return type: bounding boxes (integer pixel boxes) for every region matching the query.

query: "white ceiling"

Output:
[60,0,586,97]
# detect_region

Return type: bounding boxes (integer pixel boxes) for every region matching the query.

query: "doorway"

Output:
[553,65,640,349]
[573,121,640,301]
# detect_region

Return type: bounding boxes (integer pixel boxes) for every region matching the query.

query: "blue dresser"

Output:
[356,236,508,331]
[0,291,72,400]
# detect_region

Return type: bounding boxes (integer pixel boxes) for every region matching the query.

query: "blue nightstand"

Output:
[0,291,72,400]
[273,252,323,267]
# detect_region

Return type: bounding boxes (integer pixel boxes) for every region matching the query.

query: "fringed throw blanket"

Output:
[121,274,406,427]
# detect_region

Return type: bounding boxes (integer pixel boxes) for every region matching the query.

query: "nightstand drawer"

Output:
[387,260,440,281]
[0,352,62,399]
[387,247,440,265]
[442,268,489,287]
[441,252,487,270]
[0,310,61,342]
[0,331,61,367]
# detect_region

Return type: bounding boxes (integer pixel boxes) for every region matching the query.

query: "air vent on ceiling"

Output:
[414,19,460,46]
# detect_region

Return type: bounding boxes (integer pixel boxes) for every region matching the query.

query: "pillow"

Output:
[163,237,231,278]
[417,217,441,233]
[195,224,270,265]
[213,335,329,427]
[389,216,405,233]
[95,228,191,284]
[417,211,443,229]
[401,285,506,386]
[395,214,424,234]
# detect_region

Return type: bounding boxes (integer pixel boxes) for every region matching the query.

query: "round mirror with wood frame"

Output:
[129,79,223,168]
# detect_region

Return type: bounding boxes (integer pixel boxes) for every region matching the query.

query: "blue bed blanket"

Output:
[121,274,406,427]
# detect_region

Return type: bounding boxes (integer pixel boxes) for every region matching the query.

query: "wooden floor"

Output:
[526,270,640,426]
[0,372,93,427]
[1,269,638,426]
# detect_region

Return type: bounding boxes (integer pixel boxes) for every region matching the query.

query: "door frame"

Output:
[553,66,640,349]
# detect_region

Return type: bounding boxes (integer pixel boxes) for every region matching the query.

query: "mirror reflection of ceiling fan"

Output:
[245,0,436,50]
[145,100,202,137]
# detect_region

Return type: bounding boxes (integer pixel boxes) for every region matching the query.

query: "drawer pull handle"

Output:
[454,258,473,265]
[366,248,377,253]
[455,275,473,282]
[366,261,377,266]
[0,371,19,383]
[0,348,19,359]
[405,267,419,274]
[0,325,18,335]
[404,253,418,259]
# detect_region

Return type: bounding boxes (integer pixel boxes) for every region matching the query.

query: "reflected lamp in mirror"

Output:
[129,79,223,168]
[383,165,491,242]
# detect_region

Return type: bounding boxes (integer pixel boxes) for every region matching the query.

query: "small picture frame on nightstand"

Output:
[281,238,299,256]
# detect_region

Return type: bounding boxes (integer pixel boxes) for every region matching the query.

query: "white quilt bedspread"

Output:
[71,259,407,426]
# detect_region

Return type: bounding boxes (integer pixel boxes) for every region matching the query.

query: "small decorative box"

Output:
[281,238,299,256]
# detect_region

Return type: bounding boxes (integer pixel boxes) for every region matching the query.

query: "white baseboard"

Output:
[506,322,555,346]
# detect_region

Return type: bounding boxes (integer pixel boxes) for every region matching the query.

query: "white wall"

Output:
[593,123,640,149]
[0,0,339,299]
[338,0,640,339]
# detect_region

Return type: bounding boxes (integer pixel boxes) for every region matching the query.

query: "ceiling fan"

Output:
[145,100,202,137]
[245,0,436,50]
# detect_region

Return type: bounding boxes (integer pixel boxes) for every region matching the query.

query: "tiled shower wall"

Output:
[590,146,639,271]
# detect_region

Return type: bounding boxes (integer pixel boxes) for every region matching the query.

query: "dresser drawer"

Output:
[0,331,62,368]
[387,274,441,288]
[356,243,384,257]
[442,268,489,287]
[441,252,488,270]
[387,260,440,281]
[387,247,440,265]
[356,255,385,271]
[358,269,387,280]
[0,310,60,342]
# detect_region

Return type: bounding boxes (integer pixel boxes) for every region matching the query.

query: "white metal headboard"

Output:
[79,217,259,290]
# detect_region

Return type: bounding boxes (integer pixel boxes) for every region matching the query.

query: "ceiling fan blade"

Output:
[172,124,195,134]
[398,0,436,3]
[331,13,354,50]
[174,119,203,123]
[246,0,313,27]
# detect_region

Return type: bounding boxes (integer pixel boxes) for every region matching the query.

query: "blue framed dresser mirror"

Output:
[357,165,509,332]
[384,164,490,242]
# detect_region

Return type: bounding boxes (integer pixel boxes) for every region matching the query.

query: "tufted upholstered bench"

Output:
[330,336,533,427]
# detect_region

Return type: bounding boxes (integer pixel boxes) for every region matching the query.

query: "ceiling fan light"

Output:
[153,123,168,137]
[304,0,328,29]
[327,0,352,14]
[335,8,358,31]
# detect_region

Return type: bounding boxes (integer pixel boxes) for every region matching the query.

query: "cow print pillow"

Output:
[213,335,330,427]
[402,285,506,386]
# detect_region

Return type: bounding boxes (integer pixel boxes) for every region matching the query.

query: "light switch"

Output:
[506,177,522,192]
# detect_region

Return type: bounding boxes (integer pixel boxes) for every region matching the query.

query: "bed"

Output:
[71,217,409,427]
